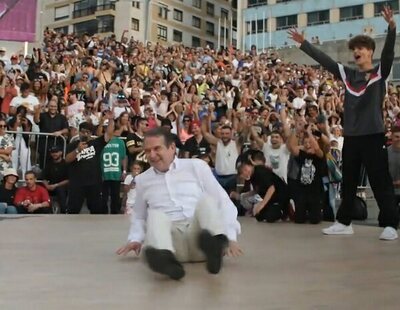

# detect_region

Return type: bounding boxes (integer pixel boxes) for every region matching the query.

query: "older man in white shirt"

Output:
[117,127,242,280]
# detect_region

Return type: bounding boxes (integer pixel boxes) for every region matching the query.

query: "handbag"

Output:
[102,72,111,90]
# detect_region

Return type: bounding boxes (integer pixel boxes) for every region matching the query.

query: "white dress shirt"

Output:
[128,158,241,243]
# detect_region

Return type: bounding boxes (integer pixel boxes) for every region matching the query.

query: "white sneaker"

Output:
[379,227,398,241]
[322,222,354,235]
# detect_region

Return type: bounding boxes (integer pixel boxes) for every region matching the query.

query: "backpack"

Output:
[351,196,368,221]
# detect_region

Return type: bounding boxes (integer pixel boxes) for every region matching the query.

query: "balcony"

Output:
[73,4,115,19]
[98,24,114,33]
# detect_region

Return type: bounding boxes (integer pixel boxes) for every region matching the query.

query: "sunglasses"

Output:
[0,125,6,128]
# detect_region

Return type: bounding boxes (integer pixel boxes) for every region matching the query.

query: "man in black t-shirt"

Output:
[238,159,288,223]
[126,117,148,168]
[65,114,114,214]
[252,165,285,223]
[34,97,69,168]
[183,121,210,158]
[41,145,69,214]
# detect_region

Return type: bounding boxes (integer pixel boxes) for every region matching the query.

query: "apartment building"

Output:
[42,0,234,49]
[243,0,400,50]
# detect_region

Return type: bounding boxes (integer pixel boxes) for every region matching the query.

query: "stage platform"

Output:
[1,215,399,309]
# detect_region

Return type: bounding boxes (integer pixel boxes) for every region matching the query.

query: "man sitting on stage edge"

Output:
[117,127,242,280]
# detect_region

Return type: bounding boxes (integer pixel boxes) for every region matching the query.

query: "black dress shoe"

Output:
[198,230,229,274]
[144,247,185,280]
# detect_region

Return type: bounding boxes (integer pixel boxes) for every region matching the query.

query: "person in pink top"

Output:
[179,115,194,144]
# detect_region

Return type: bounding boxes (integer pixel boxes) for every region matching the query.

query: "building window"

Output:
[255,19,267,33]
[74,19,98,35]
[206,22,214,36]
[220,26,228,38]
[221,8,229,20]
[74,0,96,11]
[97,15,114,33]
[276,14,297,30]
[307,10,329,26]
[157,24,167,41]
[248,0,267,7]
[276,0,292,3]
[54,26,69,34]
[247,19,267,34]
[192,36,201,47]
[206,41,214,49]
[340,5,363,21]
[192,16,201,28]
[392,62,400,81]
[55,5,69,21]
[132,1,140,9]
[158,6,169,19]
[374,1,399,16]
[173,30,182,42]
[73,0,97,18]
[193,0,202,9]
[206,2,214,16]
[173,9,183,22]
[97,0,115,11]
[131,18,139,31]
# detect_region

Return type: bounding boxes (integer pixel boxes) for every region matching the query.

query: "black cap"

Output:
[49,145,62,153]
[79,122,94,132]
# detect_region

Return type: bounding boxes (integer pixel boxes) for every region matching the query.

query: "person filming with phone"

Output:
[65,111,115,214]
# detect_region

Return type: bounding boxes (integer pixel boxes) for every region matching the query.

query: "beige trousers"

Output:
[145,196,225,263]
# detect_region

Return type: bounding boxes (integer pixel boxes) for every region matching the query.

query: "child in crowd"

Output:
[287,124,326,224]
[122,160,145,215]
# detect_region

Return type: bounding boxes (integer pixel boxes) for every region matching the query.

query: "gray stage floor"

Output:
[1,215,400,310]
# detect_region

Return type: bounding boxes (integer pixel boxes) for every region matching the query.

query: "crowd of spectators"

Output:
[0,28,399,218]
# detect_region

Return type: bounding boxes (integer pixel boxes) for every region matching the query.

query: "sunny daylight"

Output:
[1,0,400,309]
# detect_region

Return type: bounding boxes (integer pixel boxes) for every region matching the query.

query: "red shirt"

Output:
[14,185,50,206]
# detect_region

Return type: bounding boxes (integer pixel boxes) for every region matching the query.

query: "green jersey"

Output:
[101,137,127,181]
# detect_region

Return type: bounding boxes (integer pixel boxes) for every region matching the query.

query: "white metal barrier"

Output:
[5,130,67,179]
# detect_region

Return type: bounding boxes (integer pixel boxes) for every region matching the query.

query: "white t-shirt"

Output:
[113,106,132,119]
[67,101,85,127]
[124,174,137,207]
[215,140,238,176]
[10,94,39,113]
[155,99,169,117]
[267,93,278,108]
[292,97,305,110]
[262,138,290,183]
[67,101,85,116]
[72,112,99,129]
